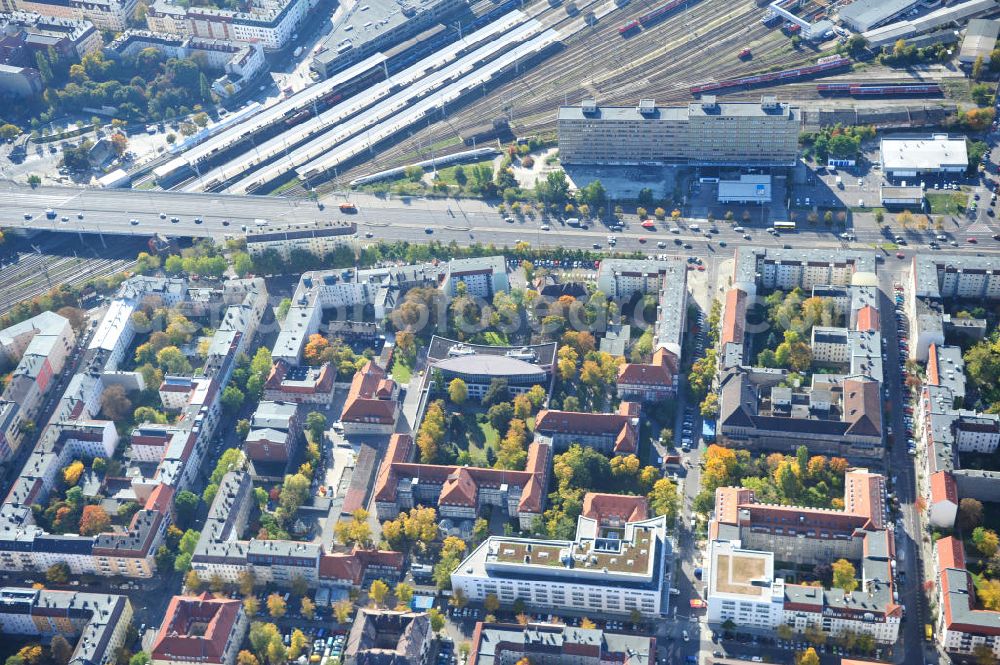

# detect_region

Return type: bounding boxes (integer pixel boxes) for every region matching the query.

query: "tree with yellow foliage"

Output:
[266,593,286,618]
[62,460,85,486]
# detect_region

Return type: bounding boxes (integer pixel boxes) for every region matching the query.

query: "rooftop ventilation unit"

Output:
[637,99,655,115]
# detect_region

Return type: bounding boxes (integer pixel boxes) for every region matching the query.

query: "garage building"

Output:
[880,135,968,178]
[880,185,924,208]
[717,175,772,204]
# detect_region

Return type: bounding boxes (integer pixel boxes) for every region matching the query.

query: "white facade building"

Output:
[451,515,670,617]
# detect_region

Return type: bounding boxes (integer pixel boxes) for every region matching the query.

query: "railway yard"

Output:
[150,0,977,196]
[0,234,141,315]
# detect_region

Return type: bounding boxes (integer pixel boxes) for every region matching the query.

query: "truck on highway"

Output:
[339,202,357,213]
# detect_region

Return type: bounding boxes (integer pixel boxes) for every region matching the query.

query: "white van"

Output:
[733,226,744,232]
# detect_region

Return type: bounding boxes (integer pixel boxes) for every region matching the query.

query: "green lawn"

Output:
[926,191,966,215]
[434,160,494,187]
[390,356,413,384]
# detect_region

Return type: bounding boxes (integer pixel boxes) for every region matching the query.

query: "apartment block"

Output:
[11,0,137,30]
[936,537,1000,659]
[558,96,800,166]
[245,400,300,463]
[245,225,357,260]
[718,368,883,458]
[263,360,335,405]
[146,0,319,50]
[451,514,670,617]
[151,593,247,665]
[731,248,876,296]
[192,470,403,588]
[339,361,398,436]
[0,276,264,580]
[708,470,900,644]
[469,621,655,665]
[0,587,132,665]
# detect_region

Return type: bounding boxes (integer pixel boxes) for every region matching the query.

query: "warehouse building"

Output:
[838,0,918,33]
[958,18,999,65]
[558,96,801,167]
[880,135,968,178]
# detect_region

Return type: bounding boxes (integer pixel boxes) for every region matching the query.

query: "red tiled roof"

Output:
[581,492,649,524]
[617,401,641,417]
[264,359,288,389]
[721,289,747,346]
[533,409,637,454]
[844,469,885,530]
[373,441,550,515]
[930,471,958,506]
[714,487,754,526]
[372,434,414,503]
[617,348,677,388]
[341,361,397,424]
[151,593,242,665]
[937,536,966,572]
[927,344,940,386]
[318,546,402,584]
[145,483,175,515]
[856,305,879,332]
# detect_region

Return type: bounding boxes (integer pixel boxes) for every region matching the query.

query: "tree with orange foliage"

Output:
[79,505,110,536]
[302,334,330,366]
[807,456,827,477]
[828,457,849,475]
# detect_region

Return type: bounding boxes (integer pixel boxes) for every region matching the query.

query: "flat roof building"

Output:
[310,0,465,79]
[838,0,918,32]
[558,97,801,167]
[717,175,772,204]
[451,514,670,617]
[880,135,968,178]
[880,185,924,208]
[469,622,654,665]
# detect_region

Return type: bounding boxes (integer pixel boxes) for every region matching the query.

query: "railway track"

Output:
[274,0,960,191]
[0,256,136,315]
[325,0,823,183]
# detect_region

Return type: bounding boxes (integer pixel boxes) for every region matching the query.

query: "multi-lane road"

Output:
[4,182,999,262]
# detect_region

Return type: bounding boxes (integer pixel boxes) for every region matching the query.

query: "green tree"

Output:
[46,562,70,584]
[973,527,1000,557]
[305,411,327,441]
[174,490,199,527]
[220,385,244,413]
[448,377,468,404]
